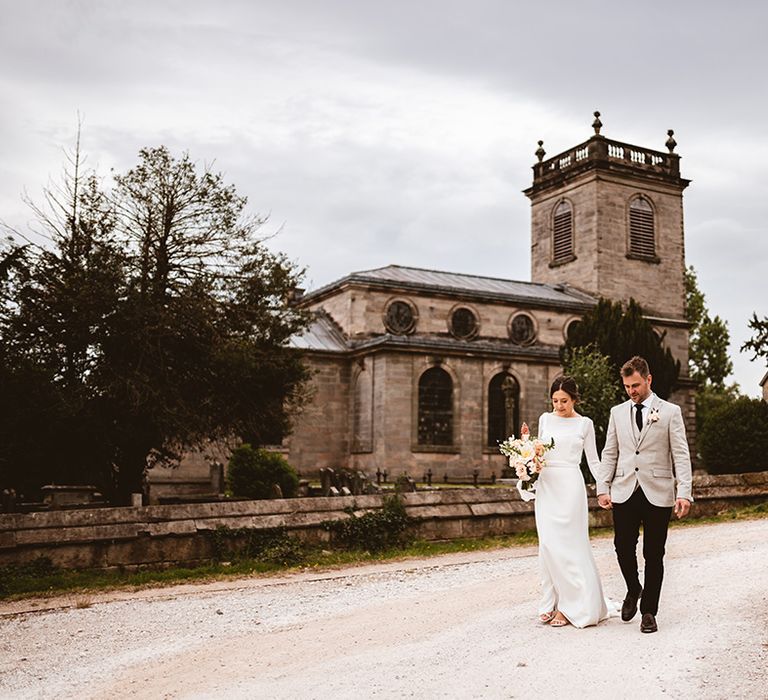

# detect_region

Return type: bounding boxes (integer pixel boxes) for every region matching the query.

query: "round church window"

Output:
[509,313,536,345]
[384,299,416,334]
[450,307,478,340]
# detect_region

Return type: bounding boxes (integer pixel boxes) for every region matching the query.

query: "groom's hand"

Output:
[674,498,691,519]
[597,494,612,510]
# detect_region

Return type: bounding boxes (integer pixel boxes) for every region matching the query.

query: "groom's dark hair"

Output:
[621,355,650,378]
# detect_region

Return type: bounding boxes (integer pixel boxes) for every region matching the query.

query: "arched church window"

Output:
[509,313,536,345]
[629,196,656,258]
[552,200,574,264]
[565,318,582,342]
[384,299,417,334]
[449,306,478,340]
[487,372,520,447]
[417,366,453,446]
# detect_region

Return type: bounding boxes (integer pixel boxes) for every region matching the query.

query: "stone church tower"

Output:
[524,111,695,441]
[525,111,688,321]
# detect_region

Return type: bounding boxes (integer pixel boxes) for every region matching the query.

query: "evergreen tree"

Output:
[561,297,680,399]
[1,140,310,503]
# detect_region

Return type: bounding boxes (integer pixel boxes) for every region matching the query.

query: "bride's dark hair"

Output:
[550,374,580,403]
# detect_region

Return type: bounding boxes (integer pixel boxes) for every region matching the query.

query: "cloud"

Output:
[1,0,767,395]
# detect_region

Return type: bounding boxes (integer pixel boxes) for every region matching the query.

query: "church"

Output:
[283,113,696,479]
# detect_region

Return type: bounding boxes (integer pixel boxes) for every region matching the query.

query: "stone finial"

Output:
[535,140,546,162]
[592,110,602,135]
[666,129,677,153]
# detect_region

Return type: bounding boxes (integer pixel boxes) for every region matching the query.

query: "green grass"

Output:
[1,501,765,603]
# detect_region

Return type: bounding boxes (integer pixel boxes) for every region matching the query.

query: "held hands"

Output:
[674,498,691,519]
[597,494,612,510]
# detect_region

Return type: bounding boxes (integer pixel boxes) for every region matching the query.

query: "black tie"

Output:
[634,403,644,431]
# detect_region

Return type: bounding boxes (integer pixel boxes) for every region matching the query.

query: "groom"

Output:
[597,356,693,634]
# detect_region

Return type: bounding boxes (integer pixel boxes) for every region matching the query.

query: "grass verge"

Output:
[1,501,765,603]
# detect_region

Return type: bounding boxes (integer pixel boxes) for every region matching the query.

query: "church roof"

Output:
[289,310,348,352]
[300,264,596,311]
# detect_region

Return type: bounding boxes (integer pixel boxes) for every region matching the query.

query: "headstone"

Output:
[395,475,416,493]
[210,462,224,494]
[320,468,334,496]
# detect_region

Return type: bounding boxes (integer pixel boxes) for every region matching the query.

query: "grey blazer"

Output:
[597,394,693,507]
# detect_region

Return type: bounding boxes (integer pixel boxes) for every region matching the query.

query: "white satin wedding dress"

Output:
[534,412,609,628]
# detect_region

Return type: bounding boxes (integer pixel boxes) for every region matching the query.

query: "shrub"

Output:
[322,496,413,552]
[699,397,768,474]
[0,556,59,598]
[208,525,305,565]
[227,444,299,499]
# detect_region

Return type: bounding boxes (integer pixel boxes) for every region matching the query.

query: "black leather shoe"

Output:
[640,613,658,633]
[621,587,642,622]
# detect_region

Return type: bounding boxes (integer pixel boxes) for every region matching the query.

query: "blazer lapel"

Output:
[622,400,640,448]
[636,395,660,449]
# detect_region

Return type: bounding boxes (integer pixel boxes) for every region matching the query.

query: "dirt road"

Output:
[1,518,767,699]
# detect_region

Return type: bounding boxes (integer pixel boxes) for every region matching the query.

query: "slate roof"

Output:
[289,311,347,352]
[300,264,596,311]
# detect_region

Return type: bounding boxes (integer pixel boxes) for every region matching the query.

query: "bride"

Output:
[533,375,609,628]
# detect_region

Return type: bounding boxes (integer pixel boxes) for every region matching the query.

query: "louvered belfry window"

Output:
[629,196,655,258]
[552,200,573,263]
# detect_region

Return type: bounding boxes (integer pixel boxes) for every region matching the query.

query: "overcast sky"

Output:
[1,0,766,395]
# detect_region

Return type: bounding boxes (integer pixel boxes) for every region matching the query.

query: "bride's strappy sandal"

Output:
[539,611,556,623]
[549,612,569,627]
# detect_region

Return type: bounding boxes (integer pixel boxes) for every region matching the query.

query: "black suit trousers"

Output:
[612,486,672,615]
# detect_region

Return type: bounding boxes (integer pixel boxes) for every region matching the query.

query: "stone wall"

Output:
[284,355,351,472]
[2,472,766,571]
[529,169,686,321]
[309,287,581,346]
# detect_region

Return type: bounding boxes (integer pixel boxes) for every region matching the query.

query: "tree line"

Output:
[561,269,768,473]
[0,135,310,504]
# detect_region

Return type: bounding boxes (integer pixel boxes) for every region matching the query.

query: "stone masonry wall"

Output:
[1,472,766,571]
[308,290,582,347]
[529,170,686,320]
[285,356,351,473]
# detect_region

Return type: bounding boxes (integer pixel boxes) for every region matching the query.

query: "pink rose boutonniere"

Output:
[648,407,660,424]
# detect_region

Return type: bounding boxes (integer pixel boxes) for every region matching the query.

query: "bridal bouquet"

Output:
[498,423,554,501]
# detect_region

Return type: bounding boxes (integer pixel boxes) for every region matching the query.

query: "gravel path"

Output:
[1,518,767,699]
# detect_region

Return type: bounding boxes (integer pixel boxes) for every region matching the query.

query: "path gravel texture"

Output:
[1,518,767,699]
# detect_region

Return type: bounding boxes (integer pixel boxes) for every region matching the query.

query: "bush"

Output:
[322,496,413,552]
[0,556,59,597]
[699,397,768,474]
[208,526,305,565]
[227,444,299,499]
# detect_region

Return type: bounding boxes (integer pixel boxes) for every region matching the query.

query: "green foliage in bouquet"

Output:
[227,444,299,499]
[322,496,413,552]
[699,398,768,474]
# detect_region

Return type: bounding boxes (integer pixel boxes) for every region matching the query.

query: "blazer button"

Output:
[635,450,639,455]
[634,467,639,472]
